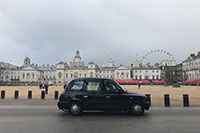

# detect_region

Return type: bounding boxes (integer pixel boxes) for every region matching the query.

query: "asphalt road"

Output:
[0,106,200,133]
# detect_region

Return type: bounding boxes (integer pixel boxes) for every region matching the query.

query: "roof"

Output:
[115,80,127,83]
[88,62,95,65]
[127,80,139,83]
[141,80,150,83]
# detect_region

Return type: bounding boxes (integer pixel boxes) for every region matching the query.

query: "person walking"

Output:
[138,80,142,89]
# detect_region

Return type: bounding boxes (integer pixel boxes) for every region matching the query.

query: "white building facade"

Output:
[0,50,168,85]
[131,68,161,80]
[182,52,200,80]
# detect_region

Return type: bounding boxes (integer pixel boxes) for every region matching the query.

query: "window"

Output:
[74,72,78,78]
[58,72,62,78]
[90,72,94,78]
[27,73,30,79]
[85,81,103,92]
[105,82,119,93]
[126,73,129,78]
[69,81,84,91]
[121,72,125,78]
[117,72,119,78]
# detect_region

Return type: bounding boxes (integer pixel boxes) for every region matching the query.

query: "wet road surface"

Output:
[0,106,200,133]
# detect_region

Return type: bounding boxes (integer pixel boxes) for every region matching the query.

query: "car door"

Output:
[82,79,106,110]
[104,81,129,110]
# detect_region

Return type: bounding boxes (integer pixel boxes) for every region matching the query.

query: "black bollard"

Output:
[28,91,32,99]
[1,90,5,99]
[41,91,45,99]
[54,91,59,100]
[164,94,170,107]
[45,85,48,94]
[183,94,189,107]
[14,90,19,99]
[39,84,42,89]
[145,94,151,106]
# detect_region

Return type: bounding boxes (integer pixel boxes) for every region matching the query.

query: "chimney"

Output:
[190,54,195,58]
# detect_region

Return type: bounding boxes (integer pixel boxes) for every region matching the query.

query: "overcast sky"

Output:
[0,0,200,66]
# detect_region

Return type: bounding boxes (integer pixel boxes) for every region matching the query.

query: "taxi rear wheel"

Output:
[68,102,83,116]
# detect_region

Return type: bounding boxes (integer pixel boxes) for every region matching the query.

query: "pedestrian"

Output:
[138,81,142,89]
[42,84,45,89]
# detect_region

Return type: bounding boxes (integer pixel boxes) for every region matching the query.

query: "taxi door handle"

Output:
[106,96,111,99]
[83,95,88,98]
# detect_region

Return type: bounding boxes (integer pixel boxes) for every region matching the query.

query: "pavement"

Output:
[0,102,200,133]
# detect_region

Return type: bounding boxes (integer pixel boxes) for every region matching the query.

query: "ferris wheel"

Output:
[141,49,176,65]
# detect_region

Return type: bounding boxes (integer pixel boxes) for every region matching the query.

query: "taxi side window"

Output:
[105,82,119,93]
[85,81,103,92]
[69,81,84,92]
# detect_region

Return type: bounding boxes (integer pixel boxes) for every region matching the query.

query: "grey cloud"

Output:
[0,0,200,66]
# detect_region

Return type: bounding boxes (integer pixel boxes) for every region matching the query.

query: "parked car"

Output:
[58,78,150,116]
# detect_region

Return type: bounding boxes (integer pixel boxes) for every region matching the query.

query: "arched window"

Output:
[126,72,129,78]
[117,72,119,78]
[74,72,78,78]
[90,72,93,78]
[58,72,62,78]
[27,73,30,79]
[32,73,34,79]
[22,73,25,79]
[121,72,124,78]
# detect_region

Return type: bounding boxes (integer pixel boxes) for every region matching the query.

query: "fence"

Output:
[0,90,192,107]
[0,90,59,100]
